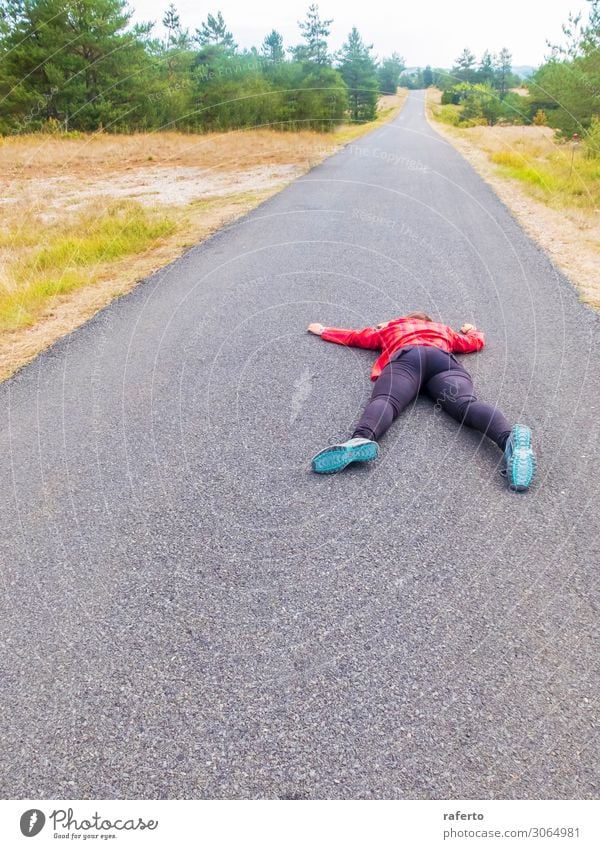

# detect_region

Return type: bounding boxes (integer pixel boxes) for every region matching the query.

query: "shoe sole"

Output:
[311,441,379,474]
[507,425,537,492]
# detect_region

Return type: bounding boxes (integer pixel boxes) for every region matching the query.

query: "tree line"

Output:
[0,1,406,134]
[2,0,597,142]
[435,47,527,127]
[432,0,599,140]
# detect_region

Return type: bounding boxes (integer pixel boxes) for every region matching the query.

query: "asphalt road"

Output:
[1,90,598,800]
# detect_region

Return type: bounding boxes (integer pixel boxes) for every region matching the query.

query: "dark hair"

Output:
[405,311,433,322]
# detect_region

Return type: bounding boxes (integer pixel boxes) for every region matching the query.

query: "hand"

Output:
[307,322,325,335]
[460,323,475,334]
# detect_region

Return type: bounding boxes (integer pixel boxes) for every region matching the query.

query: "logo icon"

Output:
[20,810,45,837]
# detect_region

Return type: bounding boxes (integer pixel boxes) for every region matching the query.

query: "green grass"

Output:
[489,148,600,209]
[0,200,175,330]
[428,89,600,212]
[430,102,485,128]
[490,151,559,189]
[432,104,462,126]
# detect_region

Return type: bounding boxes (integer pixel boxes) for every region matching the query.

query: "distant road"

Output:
[0,90,598,799]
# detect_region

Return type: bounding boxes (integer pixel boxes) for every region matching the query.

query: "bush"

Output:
[434,104,462,125]
[459,84,502,125]
[291,66,348,131]
[441,89,459,105]
[497,91,529,124]
[583,115,600,159]
[440,83,471,105]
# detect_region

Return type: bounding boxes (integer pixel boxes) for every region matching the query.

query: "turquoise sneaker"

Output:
[311,437,379,474]
[503,424,536,492]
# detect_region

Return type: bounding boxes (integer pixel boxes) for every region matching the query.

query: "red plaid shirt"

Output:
[321,317,485,381]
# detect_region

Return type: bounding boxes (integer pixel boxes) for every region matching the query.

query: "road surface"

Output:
[1,90,598,799]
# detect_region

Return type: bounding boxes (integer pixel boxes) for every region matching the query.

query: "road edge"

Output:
[422,90,600,316]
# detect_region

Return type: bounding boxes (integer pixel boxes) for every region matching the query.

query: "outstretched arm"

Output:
[450,323,485,354]
[306,323,382,350]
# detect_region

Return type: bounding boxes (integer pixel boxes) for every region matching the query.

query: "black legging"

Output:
[352,346,511,450]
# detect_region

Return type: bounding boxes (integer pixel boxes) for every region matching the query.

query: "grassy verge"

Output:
[487,148,600,212]
[0,200,176,331]
[429,102,465,127]
[425,88,600,309]
[427,88,600,213]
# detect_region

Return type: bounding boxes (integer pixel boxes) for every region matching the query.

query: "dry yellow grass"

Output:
[1,91,408,180]
[426,89,600,310]
[0,92,408,380]
[1,128,332,180]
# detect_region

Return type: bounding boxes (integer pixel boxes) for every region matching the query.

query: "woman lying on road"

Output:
[307,312,536,492]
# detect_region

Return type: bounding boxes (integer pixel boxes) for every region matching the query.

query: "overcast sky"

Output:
[130,0,590,68]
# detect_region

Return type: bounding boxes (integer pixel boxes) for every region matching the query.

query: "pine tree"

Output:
[478,50,495,85]
[529,0,600,135]
[195,11,236,51]
[422,65,433,87]
[453,48,477,83]
[292,3,332,65]
[0,0,26,38]
[291,65,348,130]
[377,53,405,94]
[336,27,378,121]
[261,29,285,62]
[581,0,600,52]
[0,0,155,132]
[162,3,180,47]
[495,47,512,98]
